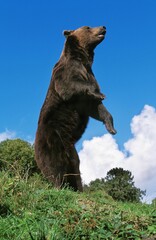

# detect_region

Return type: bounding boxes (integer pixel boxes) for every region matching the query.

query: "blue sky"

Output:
[0,1,156,201]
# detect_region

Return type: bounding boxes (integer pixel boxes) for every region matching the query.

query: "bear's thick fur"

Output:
[35,26,116,191]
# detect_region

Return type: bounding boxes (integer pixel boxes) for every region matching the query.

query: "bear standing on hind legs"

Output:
[35,26,117,192]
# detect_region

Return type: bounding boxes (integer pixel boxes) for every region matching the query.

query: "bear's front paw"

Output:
[104,115,117,135]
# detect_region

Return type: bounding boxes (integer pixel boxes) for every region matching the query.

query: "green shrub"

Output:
[0,139,38,179]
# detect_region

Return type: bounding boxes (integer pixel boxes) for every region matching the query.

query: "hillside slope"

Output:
[0,172,156,239]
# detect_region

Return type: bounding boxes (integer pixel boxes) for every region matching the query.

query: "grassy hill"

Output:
[0,171,156,240]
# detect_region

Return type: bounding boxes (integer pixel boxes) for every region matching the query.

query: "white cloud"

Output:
[79,105,156,203]
[0,129,16,142]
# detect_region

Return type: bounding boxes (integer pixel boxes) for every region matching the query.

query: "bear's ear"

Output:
[63,30,73,38]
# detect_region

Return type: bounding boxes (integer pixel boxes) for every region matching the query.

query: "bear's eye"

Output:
[83,26,90,30]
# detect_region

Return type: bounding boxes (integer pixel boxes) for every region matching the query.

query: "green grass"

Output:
[0,171,156,240]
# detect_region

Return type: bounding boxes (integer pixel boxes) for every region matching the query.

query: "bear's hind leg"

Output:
[63,146,83,192]
[35,129,70,189]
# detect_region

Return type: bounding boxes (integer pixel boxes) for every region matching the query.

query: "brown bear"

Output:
[35,26,116,192]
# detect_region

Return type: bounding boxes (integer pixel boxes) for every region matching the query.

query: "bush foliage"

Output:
[85,168,146,203]
[0,139,38,179]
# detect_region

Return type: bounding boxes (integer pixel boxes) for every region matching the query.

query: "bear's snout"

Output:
[100,26,106,34]
[97,26,106,39]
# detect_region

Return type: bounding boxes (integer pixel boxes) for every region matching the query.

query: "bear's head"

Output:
[63,26,106,51]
